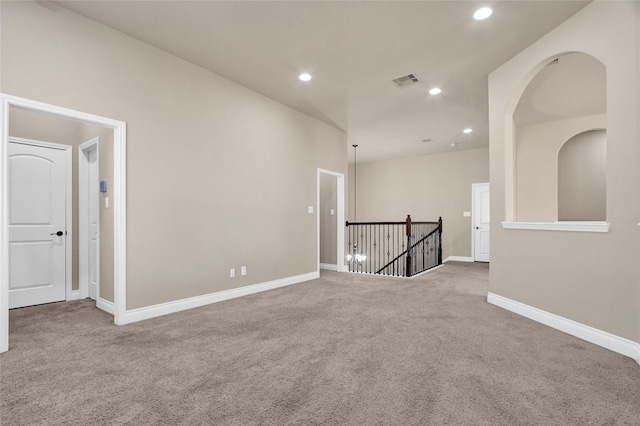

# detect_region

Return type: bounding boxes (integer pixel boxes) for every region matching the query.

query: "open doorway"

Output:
[317,169,345,272]
[78,138,101,302]
[8,108,113,310]
[1,94,127,353]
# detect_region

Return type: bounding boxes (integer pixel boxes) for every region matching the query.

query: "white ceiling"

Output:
[55,0,590,163]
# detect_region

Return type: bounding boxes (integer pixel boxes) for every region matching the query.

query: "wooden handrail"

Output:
[346,221,439,226]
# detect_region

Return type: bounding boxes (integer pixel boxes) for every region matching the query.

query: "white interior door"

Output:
[473,183,490,262]
[8,140,68,308]
[88,146,100,299]
[79,139,100,300]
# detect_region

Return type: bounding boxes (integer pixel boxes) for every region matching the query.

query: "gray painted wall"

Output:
[2,1,348,310]
[489,1,639,343]
[348,148,489,260]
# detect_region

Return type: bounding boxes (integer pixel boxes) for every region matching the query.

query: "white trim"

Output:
[444,256,474,263]
[1,94,127,353]
[69,290,81,301]
[97,298,115,315]
[501,221,610,232]
[488,292,640,366]
[320,263,338,271]
[78,138,99,300]
[113,123,127,325]
[121,271,319,325]
[409,264,444,278]
[347,264,444,279]
[8,136,71,151]
[8,137,73,305]
[317,169,346,273]
[1,95,8,353]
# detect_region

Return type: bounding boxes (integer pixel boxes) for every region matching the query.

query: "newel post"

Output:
[405,215,412,277]
[438,216,443,265]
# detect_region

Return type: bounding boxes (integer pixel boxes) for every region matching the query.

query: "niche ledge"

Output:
[501,221,610,233]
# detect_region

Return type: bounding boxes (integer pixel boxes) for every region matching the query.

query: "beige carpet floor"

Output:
[1,262,639,425]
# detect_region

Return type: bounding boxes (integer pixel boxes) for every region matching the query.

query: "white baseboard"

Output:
[121,271,319,325]
[488,292,640,367]
[320,263,338,271]
[444,256,474,263]
[97,298,115,315]
[68,290,81,301]
[409,264,444,278]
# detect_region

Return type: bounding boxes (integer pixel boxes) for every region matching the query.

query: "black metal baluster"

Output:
[421,233,424,272]
[387,224,391,275]
[347,223,351,272]
[376,224,380,274]
[397,224,401,276]
[353,224,357,272]
[353,224,356,273]
[347,222,353,272]
[353,224,357,273]
[368,224,372,274]
[358,224,362,273]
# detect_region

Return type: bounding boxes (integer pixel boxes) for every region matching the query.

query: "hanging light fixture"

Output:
[348,144,366,265]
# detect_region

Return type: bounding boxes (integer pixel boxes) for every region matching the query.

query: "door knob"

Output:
[475,227,480,230]
[50,231,64,236]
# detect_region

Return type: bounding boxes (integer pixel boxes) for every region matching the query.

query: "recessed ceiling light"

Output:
[473,7,493,20]
[463,128,473,134]
[428,88,442,95]
[299,73,312,82]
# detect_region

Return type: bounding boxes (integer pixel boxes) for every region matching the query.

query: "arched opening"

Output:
[511,52,606,223]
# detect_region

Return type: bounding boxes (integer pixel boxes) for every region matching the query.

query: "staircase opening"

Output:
[346,215,442,277]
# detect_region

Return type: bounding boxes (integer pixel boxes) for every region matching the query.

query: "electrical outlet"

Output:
[241,266,247,276]
[230,268,235,278]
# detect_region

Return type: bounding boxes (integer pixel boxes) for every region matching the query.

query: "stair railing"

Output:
[345,215,442,277]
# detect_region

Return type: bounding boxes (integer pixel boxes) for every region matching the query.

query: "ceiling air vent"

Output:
[392,73,421,88]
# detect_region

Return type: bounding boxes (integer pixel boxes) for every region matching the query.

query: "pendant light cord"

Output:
[353,144,358,223]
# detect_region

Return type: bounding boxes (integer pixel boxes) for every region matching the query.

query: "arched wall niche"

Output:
[505,51,607,224]
[557,129,606,221]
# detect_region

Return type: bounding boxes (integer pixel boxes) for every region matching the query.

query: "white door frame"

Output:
[1,94,127,353]
[8,136,73,304]
[78,137,99,300]
[317,169,345,272]
[471,182,490,262]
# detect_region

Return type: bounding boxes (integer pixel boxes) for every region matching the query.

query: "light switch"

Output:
[105,197,110,209]
[308,206,314,214]
[463,211,471,217]
[330,209,335,216]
